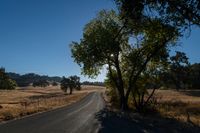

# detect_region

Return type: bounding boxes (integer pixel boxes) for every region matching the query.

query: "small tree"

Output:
[33,80,49,87]
[60,76,81,94]
[0,68,17,90]
[69,75,81,91]
[169,51,189,90]
[52,81,58,86]
[61,77,69,93]
[188,63,200,89]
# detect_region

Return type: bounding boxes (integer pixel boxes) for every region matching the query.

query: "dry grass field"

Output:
[0,85,105,122]
[105,88,200,126]
[154,89,200,126]
[1,86,199,126]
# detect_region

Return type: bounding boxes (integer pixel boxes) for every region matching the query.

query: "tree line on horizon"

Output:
[1,59,199,91]
[6,72,62,87]
[161,52,200,90]
[0,69,105,90]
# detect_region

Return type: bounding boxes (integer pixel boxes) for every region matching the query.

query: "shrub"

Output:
[0,68,17,90]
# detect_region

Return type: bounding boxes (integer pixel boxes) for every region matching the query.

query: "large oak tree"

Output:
[71,0,200,111]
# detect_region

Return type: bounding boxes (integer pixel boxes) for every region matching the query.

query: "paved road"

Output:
[0,92,104,133]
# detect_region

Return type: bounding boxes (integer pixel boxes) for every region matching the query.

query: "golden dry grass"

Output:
[154,89,200,126]
[0,85,104,122]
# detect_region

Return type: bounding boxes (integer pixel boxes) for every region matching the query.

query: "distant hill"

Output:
[6,72,105,87]
[81,81,105,86]
[7,72,62,87]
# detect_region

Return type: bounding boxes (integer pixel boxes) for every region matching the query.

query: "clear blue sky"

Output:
[0,0,200,82]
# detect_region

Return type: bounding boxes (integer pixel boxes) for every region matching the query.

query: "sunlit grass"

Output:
[0,85,103,122]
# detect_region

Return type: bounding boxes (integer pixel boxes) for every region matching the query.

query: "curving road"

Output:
[0,92,104,133]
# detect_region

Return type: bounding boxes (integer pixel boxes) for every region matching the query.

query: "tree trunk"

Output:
[119,93,128,111]
[114,54,128,111]
[174,79,181,91]
[70,87,72,94]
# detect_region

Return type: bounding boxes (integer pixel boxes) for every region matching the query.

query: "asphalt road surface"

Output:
[0,92,104,133]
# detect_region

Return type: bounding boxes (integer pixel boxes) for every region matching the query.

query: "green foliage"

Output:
[71,10,129,78]
[52,81,58,86]
[115,0,200,34]
[105,71,119,105]
[170,51,189,67]
[60,75,81,94]
[70,0,200,111]
[7,72,62,87]
[159,51,190,90]
[81,81,104,86]
[33,80,49,87]
[0,68,17,90]
[70,9,179,111]
[61,77,70,93]
[188,63,200,89]
[170,51,189,90]
[132,62,164,112]
[161,62,200,90]
[69,75,81,91]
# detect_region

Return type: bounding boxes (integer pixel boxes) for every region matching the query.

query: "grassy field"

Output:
[1,86,199,126]
[0,85,104,122]
[105,88,200,126]
[154,89,200,126]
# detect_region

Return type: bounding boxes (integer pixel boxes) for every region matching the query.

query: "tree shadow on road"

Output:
[95,108,200,133]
